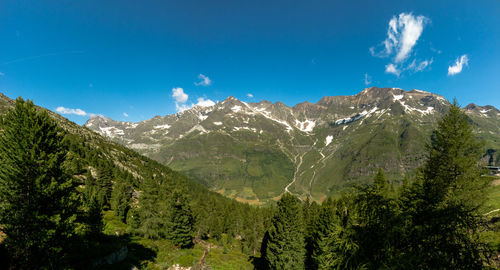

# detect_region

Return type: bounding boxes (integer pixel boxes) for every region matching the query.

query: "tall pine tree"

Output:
[0,98,80,268]
[165,190,194,248]
[310,198,337,269]
[264,193,305,269]
[111,181,131,223]
[83,171,103,237]
[138,174,165,239]
[398,101,490,268]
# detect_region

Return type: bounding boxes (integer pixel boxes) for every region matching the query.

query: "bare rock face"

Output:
[83,87,500,203]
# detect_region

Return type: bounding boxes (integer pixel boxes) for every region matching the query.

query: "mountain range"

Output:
[48,87,500,203]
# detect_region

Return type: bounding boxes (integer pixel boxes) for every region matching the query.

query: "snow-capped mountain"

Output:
[85,87,500,203]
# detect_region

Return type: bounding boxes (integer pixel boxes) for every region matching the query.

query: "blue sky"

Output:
[0,0,499,125]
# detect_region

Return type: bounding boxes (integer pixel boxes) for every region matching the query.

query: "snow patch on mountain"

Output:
[198,113,208,121]
[231,105,242,113]
[325,135,333,146]
[393,94,404,101]
[154,124,171,129]
[295,119,316,132]
[187,124,208,135]
[129,143,161,150]
[233,126,257,132]
[335,107,378,125]
[99,127,124,138]
[249,107,293,132]
[213,122,223,126]
[126,123,138,129]
[400,101,434,115]
[413,89,429,93]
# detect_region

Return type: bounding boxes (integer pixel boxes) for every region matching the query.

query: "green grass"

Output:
[484,179,500,213]
[481,177,500,257]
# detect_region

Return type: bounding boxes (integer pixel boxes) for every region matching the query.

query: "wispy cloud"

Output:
[2,50,84,65]
[196,97,216,107]
[371,13,429,76]
[407,58,433,72]
[175,98,216,112]
[385,64,401,76]
[123,112,129,117]
[172,87,190,112]
[448,54,469,76]
[247,93,254,98]
[55,106,88,116]
[194,74,212,86]
[172,87,215,112]
[175,103,192,112]
[364,73,372,85]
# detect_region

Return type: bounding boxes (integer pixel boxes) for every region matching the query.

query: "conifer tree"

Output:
[83,171,103,237]
[373,168,387,191]
[402,175,410,188]
[0,98,80,268]
[353,171,399,268]
[138,175,165,239]
[166,190,194,248]
[303,197,319,269]
[398,101,490,268]
[311,198,337,269]
[321,195,361,269]
[111,181,131,223]
[96,161,113,207]
[264,193,305,269]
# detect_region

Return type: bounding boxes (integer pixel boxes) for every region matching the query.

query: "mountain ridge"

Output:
[81,87,500,203]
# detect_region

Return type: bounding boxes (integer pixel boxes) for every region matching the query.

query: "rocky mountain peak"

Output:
[78,87,500,202]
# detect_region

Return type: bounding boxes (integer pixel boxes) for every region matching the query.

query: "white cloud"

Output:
[407,58,433,72]
[372,13,428,62]
[385,63,401,76]
[247,93,254,98]
[171,87,215,112]
[194,74,212,86]
[172,87,188,103]
[55,106,88,116]
[448,54,469,76]
[364,73,372,85]
[176,98,216,112]
[196,97,215,107]
[176,103,192,112]
[371,13,429,76]
[123,112,129,117]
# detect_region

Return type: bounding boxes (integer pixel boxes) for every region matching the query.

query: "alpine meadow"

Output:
[1,1,500,269]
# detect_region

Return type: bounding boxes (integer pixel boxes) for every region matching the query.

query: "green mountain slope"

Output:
[83,87,500,203]
[0,93,254,226]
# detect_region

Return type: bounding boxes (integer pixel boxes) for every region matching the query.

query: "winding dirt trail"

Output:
[285,152,305,195]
